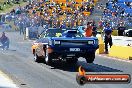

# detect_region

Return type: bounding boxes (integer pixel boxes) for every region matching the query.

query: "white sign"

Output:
[70,48,80,52]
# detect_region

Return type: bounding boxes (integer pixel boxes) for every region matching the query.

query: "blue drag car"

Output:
[32,28,99,65]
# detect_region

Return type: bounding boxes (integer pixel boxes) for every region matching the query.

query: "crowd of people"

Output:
[3,0,115,52]
[98,0,132,32]
[96,0,132,53]
[9,0,97,31]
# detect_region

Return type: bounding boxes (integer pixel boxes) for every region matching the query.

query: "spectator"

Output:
[84,22,93,37]
[103,23,113,54]
[117,23,126,36]
[92,20,97,37]
[98,20,103,29]
[0,32,9,50]
[19,21,24,35]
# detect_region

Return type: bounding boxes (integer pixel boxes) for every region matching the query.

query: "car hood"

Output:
[50,37,98,41]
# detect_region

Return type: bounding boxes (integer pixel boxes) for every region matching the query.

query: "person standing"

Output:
[84,22,93,37]
[19,21,24,35]
[117,23,126,36]
[0,32,9,50]
[92,20,97,37]
[103,23,113,54]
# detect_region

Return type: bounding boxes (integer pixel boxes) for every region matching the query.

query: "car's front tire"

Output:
[85,52,95,63]
[45,50,53,65]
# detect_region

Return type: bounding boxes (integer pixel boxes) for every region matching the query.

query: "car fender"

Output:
[36,44,45,57]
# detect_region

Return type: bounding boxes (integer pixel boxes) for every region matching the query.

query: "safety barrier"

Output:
[112,30,118,36]
[96,36,132,60]
[109,45,132,60]
[96,37,105,54]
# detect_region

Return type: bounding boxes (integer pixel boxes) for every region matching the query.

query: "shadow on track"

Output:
[45,60,122,72]
[78,61,122,72]
[50,62,79,72]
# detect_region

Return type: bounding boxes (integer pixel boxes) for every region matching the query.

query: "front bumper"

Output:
[48,45,99,58]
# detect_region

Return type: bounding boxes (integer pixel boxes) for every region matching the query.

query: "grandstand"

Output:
[101,0,132,29]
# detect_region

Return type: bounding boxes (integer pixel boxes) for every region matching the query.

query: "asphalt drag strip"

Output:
[0,32,132,88]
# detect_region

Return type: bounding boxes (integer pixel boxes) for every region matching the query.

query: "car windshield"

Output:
[63,30,84,37]
[39,28,84,38]
[40,28,63,38]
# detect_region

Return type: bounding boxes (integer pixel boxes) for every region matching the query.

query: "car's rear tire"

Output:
[85,52,95,63]
[34,54,41,63]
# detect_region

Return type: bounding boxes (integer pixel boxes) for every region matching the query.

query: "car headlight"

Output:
[88,40,94,44]
[54,40,61,45]
[95,40,99,45]
[49,41,53,45]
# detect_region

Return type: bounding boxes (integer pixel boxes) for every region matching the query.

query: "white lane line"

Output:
[97,54,132,63]
[0,71,18,88]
